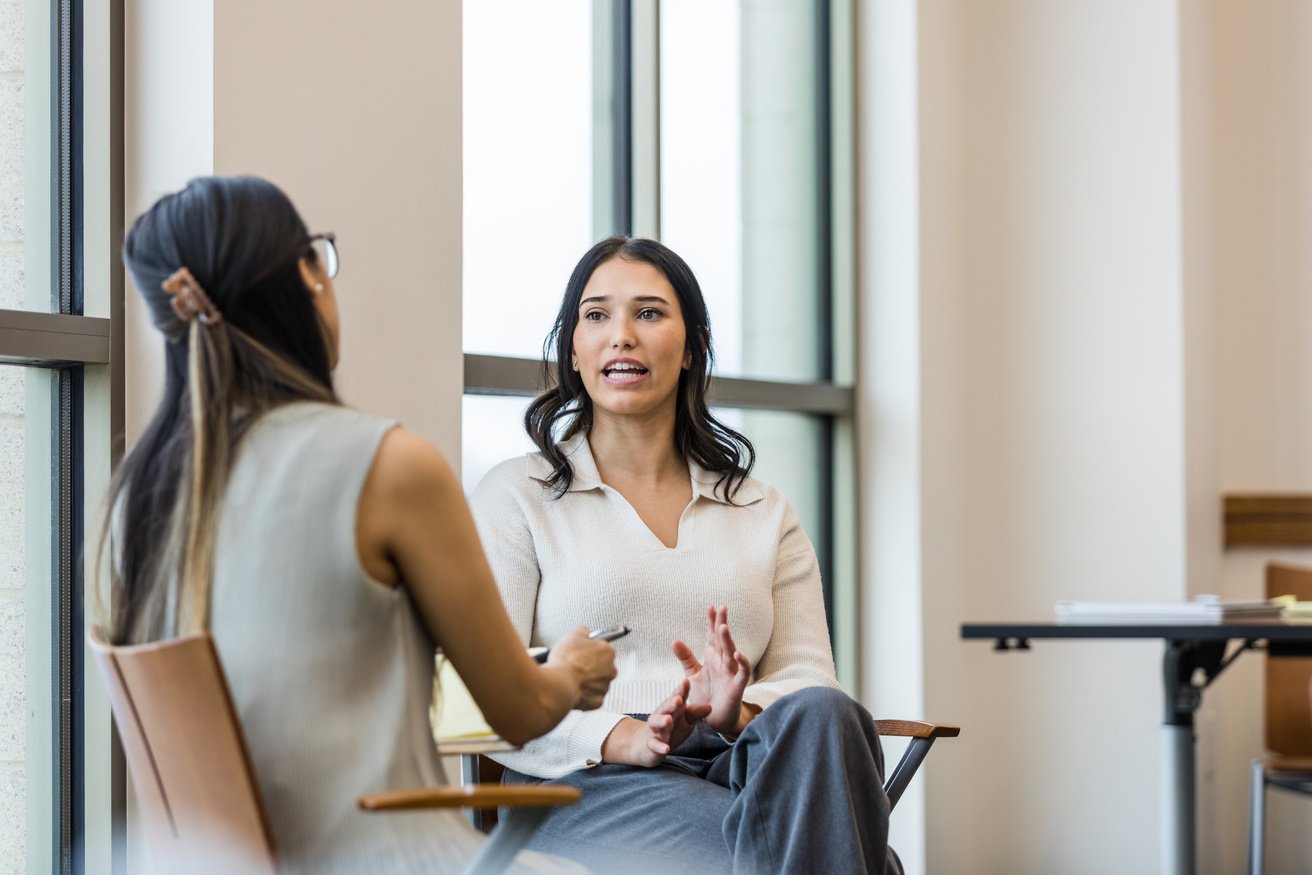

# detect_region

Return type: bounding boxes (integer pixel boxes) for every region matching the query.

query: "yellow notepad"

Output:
[1274,594,1312,619]
[429,649,543,755]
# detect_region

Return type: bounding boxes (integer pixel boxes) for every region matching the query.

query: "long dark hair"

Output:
[100,176,338,643]
[524,236,754,498]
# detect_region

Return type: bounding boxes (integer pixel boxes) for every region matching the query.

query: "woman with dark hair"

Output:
[471,237,900,874]
[102,176,616,874]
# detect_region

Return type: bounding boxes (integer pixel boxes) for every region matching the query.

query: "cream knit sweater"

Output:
[470,433,841,779]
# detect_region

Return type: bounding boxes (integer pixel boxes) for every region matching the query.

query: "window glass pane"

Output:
[461,394,537,493]
[719,408,824,565]
[660,1,822,382]
[462,0,593,360]
[659,2,741,377]
[1,0,54,313]
[0,364,53,868]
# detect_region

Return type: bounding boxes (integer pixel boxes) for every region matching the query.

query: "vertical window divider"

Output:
[628,0,660,239]
[51,0,84,871]
[814,0,837,640]
[592,0,633,237]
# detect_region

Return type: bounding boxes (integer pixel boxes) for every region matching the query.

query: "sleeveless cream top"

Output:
[208,402,579,874]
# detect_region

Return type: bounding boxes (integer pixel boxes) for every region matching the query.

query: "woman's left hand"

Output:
[671,605,754,738]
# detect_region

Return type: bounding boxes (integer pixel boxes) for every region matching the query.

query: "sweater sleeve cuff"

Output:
[490,710,629,779]
[565,710,628,768]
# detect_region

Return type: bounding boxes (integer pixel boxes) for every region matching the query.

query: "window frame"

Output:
[0,0,124,872]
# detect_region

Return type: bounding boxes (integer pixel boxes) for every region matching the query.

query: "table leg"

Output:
[1160,725,1195,875]
[1160,640,1226,875]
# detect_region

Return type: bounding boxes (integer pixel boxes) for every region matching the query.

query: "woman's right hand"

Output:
[672,605,753,736]
[546,627,618,711]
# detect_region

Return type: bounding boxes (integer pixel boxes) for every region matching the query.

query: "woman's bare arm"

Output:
[355,428,614,745]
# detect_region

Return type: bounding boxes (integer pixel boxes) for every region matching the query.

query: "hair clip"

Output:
[162,267,223,325]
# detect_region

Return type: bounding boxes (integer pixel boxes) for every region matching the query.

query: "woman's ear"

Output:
[297,257,325,297]
[683,329,708,369]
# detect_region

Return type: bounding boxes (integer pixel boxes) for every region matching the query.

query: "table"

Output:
[960,618,1312,875]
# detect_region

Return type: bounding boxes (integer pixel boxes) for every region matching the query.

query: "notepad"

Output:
[1273,594,1312,619]
[1054,595,1284,623]
[429,649,544,755]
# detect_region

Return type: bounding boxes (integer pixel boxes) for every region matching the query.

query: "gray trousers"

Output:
[503,687,902,875]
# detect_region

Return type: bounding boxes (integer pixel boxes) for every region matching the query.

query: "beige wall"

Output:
[125,1,462,459]
[212,1,463,459]
[860,1,1312,872]
[1207,1,1312,870]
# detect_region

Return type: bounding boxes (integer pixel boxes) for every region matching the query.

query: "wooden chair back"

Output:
[88,628,278,875]
[1264,564,1312,758]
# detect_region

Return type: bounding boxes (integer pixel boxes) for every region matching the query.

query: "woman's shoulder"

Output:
[473,451,554,500]
[256,400,395,435]
[238,402,396,463]
[690,462,784,508]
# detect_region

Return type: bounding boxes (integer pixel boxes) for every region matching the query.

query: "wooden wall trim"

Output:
[1224,494,1312,547]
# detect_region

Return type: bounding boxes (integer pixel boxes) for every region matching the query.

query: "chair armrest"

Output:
[877,720,960,811]
[875,719,961,739]
[358,785,581,812]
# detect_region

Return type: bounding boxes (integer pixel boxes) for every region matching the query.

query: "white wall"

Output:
[860,1,1311,872]
[123,0,213,444]
[857,1,928,868]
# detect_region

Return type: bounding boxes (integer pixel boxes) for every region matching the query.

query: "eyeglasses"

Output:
[308,233,339,280]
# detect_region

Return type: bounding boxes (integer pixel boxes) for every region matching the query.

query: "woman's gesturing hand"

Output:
[601,679,711,767]
[643,678,711,764]
[547,626,618,711]
[671,605,754,738]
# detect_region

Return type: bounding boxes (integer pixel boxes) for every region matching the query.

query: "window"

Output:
[0,365,53,866]
[461,1,855,678]
[461,0,593,361]
[0,1,119,871]
[659,0,828,384]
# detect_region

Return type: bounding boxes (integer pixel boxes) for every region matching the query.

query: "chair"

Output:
[1248,563,1312,875]
[461,717,961,833]
[87,628,580,875]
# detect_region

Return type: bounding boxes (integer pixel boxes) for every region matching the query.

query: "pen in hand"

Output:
[534,625,631,664]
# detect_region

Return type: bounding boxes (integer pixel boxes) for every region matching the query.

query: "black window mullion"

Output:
[69,366,86,875]
[71,0,84,318]
[50,0,85,871]
[50,369,73,875]
[814,0,836,638]
[612,0,633,236]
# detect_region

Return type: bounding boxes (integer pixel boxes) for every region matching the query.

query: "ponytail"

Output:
[102,176,339,644]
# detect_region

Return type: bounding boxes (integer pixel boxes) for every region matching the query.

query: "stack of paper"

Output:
[1054,595,1284,623]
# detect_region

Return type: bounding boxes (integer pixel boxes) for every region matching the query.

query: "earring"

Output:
[314,283,324,292]
[571,357,579,371]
